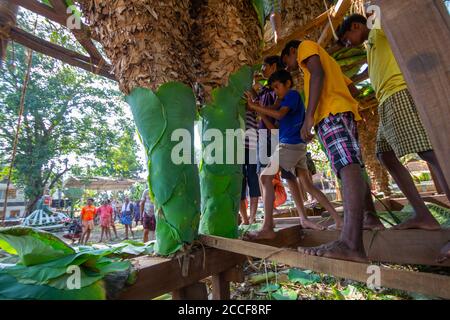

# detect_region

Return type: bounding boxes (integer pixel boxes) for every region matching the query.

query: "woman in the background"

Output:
[120,197,135,240]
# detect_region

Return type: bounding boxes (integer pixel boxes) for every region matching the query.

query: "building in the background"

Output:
[0,181,26,219]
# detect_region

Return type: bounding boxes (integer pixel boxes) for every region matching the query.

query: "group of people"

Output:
[78,189,156,245]
[240,12,450,263]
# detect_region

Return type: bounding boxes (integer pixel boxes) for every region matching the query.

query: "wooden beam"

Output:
[9,0,65,24]
[299,229,450,267]
[201,235,450,299]
[173,282,208,300]
[263,11,329,57]
[390,194,450,209]
[8,26,115,80]
[318,0,352,47]
[377,0,450,187]
[211,273,230,300]
[117,249,245,300]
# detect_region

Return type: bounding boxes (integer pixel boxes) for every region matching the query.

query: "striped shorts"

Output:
[317,112,364,177]
[376,89,433,158]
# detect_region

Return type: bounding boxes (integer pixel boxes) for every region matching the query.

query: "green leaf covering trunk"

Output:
[199,66,254,238]
[125,83,201,255]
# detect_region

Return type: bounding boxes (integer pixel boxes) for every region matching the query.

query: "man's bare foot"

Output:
[437,242,450,264]
[363,212,386,230]
[300,218,326,231]
[244,229,277,241]
[298,241,368,263]
[393,216,441,231]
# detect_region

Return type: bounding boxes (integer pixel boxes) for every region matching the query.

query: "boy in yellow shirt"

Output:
[283,39,380,263]
[337,14,449,231]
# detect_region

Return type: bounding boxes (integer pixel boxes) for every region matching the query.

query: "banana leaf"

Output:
[126,83,201,256]
[0,227,75,266]
[199,66,254,238]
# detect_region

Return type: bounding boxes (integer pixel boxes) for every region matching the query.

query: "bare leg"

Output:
[419,150,450,200]
[111,225,118,239]
[239,200,250,225]
[299,164,368,263]
[130,225,135,238]
[286,176,324,230]
[100,228,104,243]
[143,229,149,243]
[297,168,343,229]
[437,242,450,264]
[106,227,111,241]
[378,151,440,230]
[362,181,385,230]
[84,229,91,245]
[124,226,129,240]
[244,171,277,240]
[249,197,258,224]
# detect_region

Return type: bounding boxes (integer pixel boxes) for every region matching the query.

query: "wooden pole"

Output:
[377,0,450,187]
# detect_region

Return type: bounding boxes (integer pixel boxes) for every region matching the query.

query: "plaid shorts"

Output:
[376,89,433,158]
[317,112,364,177]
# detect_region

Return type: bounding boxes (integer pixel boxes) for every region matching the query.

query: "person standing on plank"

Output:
[245,70,344,240]
[79,198,97,245]
[337,14,449,230]
[283,39,381,262]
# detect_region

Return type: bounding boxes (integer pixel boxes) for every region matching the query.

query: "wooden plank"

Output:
[377,0,450,187]
[8,26,115,80]
[212,273,230,300]
[173,282,208,300]
[118,248,245,300]
[390,194,450,209]
[201,235,450,299]
[263,11,329,57]
[318,0,352,47]
[299,229,450,267]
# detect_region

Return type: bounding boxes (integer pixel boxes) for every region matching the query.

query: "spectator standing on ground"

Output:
[121,197,135,240]
[79,198,97,245]
[140,189,156,242]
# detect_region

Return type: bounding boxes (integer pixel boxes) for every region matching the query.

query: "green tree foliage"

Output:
[0,14,143,213]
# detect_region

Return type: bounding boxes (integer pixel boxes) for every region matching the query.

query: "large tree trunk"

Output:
[80,0,262,252]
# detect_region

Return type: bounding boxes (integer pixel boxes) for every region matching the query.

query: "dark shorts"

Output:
[242,149,261,200]
[317,112,364,177]
[143,214,156,231]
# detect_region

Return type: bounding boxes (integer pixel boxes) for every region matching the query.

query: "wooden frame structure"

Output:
[1,0,450,301]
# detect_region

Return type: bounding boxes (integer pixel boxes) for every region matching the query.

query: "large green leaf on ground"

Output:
[0,227,75,266]
[288,269,321,286]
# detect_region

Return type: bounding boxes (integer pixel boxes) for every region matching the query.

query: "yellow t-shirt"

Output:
[367,28,408,105]
[297,40,361,125]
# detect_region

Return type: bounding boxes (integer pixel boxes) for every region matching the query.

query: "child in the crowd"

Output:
[245,70,343,240]
[133,200,141,227]
[98,200,113,243]
[337,14,448,231]
[283,39,380,262]
[141,189,156,242]
[240,91,261,226]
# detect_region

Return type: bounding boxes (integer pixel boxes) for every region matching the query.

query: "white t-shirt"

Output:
[141,189,155,217]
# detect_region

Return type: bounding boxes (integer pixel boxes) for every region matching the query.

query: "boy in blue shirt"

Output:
[246,70,342,240]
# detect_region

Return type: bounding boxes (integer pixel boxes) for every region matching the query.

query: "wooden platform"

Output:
[200,234,450,299]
